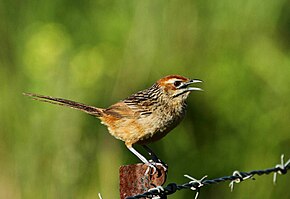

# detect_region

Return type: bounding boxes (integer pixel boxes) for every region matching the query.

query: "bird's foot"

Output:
[145,161,168,176]
[149,158,168,171]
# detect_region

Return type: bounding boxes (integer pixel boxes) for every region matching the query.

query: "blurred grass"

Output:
[0,0,289,198]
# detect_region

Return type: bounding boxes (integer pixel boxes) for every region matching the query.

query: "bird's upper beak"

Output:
[186,79,203,91]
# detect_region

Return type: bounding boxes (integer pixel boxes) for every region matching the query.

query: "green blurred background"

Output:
[0,0,289,198]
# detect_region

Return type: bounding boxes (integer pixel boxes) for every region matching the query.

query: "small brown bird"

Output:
[24,75,202,169]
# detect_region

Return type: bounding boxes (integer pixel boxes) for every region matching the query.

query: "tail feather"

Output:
[23,92,103,117]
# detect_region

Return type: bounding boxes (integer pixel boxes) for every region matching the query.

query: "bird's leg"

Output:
[128,146,149,164]
[142,145,168,171]
[127,146,158,175]
[142,145,161,163]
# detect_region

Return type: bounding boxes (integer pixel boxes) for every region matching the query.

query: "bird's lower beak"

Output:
[186,79,203,91]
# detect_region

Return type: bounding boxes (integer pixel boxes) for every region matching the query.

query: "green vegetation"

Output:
[0,0,289,198]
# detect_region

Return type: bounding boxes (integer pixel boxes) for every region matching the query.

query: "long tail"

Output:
[23,93,103,117]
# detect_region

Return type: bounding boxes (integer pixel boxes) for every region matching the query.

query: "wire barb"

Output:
[147,186,165,199]
[273,154,290,184]
[98,193,103,199]
[126,154,290,199]
[229,171,253,191]
[184,175,207,199]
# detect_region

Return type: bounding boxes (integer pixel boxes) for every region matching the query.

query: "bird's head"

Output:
[157,75,203,101]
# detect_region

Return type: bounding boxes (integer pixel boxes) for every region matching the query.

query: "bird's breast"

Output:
[100,101,187,146]
[135,102,187,144]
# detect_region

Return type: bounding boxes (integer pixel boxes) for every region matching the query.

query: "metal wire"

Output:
[126,154,290,199]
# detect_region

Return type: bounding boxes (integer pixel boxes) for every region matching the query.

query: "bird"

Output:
[23,75,202,171]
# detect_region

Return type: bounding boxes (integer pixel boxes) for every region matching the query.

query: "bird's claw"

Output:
[145,162,168,175]
[149,158,168,169]
[149,160,168,172]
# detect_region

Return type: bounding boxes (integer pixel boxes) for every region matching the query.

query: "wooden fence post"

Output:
[119,163,167,199]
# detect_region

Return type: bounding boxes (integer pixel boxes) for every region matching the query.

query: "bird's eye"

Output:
[173,81,182,87]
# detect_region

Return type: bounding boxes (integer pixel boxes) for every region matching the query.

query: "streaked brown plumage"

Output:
[24,75,202,165]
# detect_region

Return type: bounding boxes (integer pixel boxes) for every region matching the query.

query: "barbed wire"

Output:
[126,154,290,199]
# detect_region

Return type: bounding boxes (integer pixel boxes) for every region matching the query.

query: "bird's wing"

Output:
[104,92,154,119]
[103,101,137,118]
[104,84,162,118]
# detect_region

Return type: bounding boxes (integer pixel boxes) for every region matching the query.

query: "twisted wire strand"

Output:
[126,155,290,199]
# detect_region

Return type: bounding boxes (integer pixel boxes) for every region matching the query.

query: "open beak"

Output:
[186,79,203,91]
